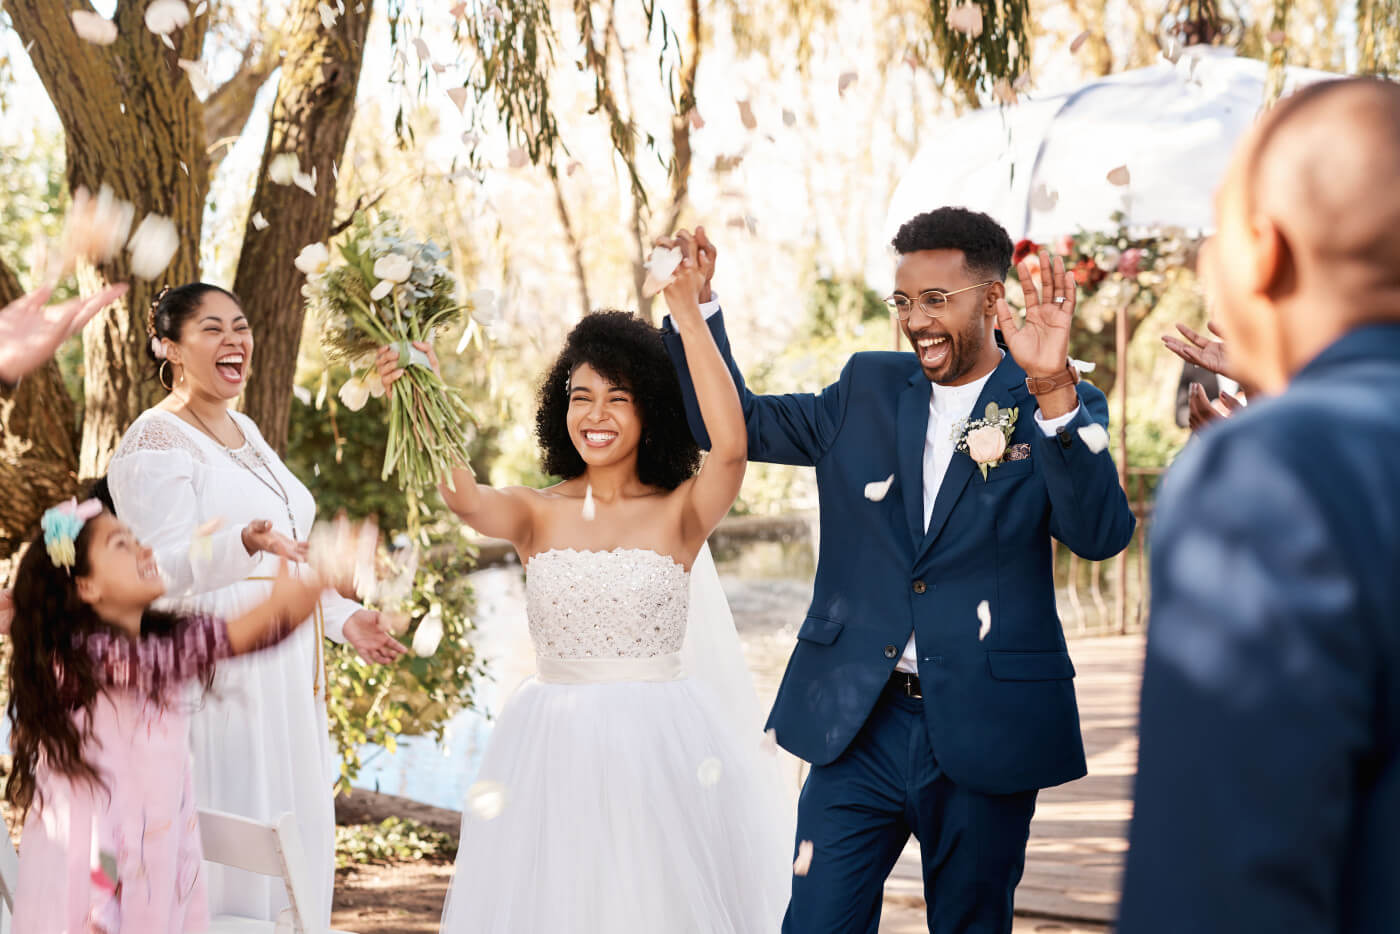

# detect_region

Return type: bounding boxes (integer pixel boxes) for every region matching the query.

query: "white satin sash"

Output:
[535,652,685,684]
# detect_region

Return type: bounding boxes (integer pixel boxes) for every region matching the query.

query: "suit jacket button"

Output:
[884,644,898,659]
[912,580,927,594]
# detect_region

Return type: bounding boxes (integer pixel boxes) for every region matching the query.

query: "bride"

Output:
[377,235,791,932]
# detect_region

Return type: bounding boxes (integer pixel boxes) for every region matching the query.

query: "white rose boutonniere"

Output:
[953,402,1019,480]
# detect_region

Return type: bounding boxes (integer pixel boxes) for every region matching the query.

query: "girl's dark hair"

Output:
[4,512,183,819]
[145,282,243,377]
[535,310,702,490]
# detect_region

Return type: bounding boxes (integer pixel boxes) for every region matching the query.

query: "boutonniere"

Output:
[953,402,1019,480]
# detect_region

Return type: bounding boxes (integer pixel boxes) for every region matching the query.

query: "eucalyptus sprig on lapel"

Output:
[953,402,1019,480]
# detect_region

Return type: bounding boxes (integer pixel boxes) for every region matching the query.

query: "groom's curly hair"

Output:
[892,207,1014,282]
[536,310,702,490]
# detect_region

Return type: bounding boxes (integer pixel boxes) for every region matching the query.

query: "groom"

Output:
[662,209,1135,933]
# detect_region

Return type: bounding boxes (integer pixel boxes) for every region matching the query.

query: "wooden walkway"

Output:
[883,634,1144,931]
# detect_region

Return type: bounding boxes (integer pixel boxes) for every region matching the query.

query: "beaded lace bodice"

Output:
[526,548,690,659]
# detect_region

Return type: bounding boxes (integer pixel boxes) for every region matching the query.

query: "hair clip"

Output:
[41,498,103,571]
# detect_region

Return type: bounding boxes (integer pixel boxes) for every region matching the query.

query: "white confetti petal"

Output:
[993,78,1018,106]
[293,165,318,195]
[566,160,581,176]
[72,11,118,45]
[688,108,705,130]
[581,484,596,521]
[737,99,757,130]
[127,213,179,279]
[697,757,724,786]
[179,160,189,175]
[251,211,269,231]
[946,3,983,37]
[177,58,211,97]
[466,780,507,820]
[194,1,207,15]
[1070,30,1092,54]
[268,152,300,185]
[1069,358,1096,374]
[641,245,683,298]
[412,612,444,657]
[160,32,176,50]
[864,473,894,502]
[793,840,814,876]
[977,599,992,641]
[507,147,528,168]
[1030,182,1059,212]
[145,0,191,35]
[837,71,858,94]
[318,2,337,28]
[782,109,796,127]
[1107,165,1131,186]
[413,37,432,62]
[293,384,312,405]
[1077,423,1110,454]
[447,86,470,113]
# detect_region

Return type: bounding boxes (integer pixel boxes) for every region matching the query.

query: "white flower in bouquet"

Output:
[295,242,331,276]
[373,253,414,284]
[337,368,384,412]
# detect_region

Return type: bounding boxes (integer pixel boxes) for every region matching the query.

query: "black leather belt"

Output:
[889,670,922,699]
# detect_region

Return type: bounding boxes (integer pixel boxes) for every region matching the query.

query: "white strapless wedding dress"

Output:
[439,547,791,933]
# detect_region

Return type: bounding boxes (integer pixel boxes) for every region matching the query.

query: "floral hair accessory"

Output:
[41,498,103,570]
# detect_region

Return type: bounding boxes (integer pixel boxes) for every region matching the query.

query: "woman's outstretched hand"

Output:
[377,341,442,392]
[242,519,309,561]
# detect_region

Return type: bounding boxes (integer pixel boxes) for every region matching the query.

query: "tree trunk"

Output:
[234,1,373,456]
[550,169,593,317]
[0,257,82,553]
[660,0,702,236]
[5,0,212,478]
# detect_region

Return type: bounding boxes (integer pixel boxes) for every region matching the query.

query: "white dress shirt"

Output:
[691,299,1080,676]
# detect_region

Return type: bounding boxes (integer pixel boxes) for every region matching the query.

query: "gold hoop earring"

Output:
[159,360,175,392]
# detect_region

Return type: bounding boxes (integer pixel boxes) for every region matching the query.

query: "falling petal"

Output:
[689,108,705,130]
[194,1,207,14]
[1070,30,1092,54]
[72,11,118,45]
[447,86,470,113]
[1077,423,1110,454]
[1069,358,1096,374]
[251,211,269,231]
[1107,165,1131,186]
[946,3,983,37]
[992,78,1017,106]
[268,152,299,185]
[318,2,337,28]
[864,474,894,502]
[737,99,757,130]
[696,757,724,786]
[1030,183,1059,212]
[566,160,581,176]
[642,244,683,298]
[412,613,444,657]
[466,781,507,820]
[413,37,432,63]
[127,214,179,279]
[178,58,212,97]
[179,161,189,175]
[977,600,992,641]
[292,384,312,405]
[507,147,529,168]
[462,130,481,148]
[581,484,596,521]
[145,0,191,35]
[1267,29,1286,44]
[160,32,176,50]
[293,166,318,195]
[782,109,796,127]
[450,2,468,17]
[793,840,814,876]
[837,71,858,94]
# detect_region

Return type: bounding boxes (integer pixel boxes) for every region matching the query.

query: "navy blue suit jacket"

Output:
[664,312,1136,794]
[1119,324,1400,933]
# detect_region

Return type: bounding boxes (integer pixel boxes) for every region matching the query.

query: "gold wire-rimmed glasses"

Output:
[883,281,997,320]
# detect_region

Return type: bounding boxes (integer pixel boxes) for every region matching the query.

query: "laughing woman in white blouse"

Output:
[107,283,406,925]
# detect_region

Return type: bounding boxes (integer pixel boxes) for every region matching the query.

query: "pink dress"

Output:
[12,615,233,933]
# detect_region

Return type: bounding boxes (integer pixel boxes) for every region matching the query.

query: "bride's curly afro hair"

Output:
[536,310,702,490]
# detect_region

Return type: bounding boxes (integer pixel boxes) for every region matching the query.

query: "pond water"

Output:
[348,536,817,811]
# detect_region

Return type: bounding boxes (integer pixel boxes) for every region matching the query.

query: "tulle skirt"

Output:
[440,674,792,933]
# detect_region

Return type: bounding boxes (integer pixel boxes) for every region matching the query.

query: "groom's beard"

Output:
[908,314,987,386]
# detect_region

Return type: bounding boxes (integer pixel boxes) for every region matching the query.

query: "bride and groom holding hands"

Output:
[397,201,1133,932]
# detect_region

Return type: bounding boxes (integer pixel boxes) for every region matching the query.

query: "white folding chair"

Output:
[0,824,19,934]
[198,808,355,934]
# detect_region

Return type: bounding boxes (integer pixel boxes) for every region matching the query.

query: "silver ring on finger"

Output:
[1053,296,1067,304]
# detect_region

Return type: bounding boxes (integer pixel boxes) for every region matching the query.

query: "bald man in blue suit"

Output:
[1120,77,1400,934]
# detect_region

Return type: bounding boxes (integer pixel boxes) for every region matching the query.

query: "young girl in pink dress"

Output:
[5,497,327,933]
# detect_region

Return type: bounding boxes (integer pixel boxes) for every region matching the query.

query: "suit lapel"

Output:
[916,354,1030,563]
[896,375,932,550]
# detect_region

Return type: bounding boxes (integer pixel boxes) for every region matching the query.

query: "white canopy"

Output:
[884,47,1342,243]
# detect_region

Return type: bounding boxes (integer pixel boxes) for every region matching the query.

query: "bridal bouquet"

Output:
[301,213,485,496]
